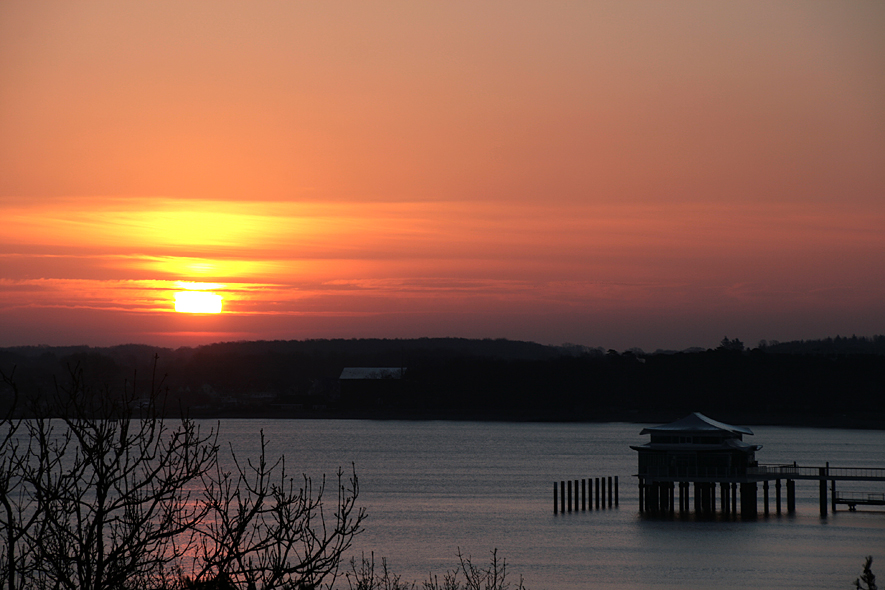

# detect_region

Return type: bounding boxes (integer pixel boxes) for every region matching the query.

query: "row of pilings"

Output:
[554,476,619,514]
[639,478,797,517]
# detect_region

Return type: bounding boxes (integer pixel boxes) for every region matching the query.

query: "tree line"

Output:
[2,337,884,426]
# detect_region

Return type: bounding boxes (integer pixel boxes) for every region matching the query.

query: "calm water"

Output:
[213,420,884,590]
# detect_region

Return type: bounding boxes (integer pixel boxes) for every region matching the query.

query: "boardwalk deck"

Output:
[636,464,885,516]
[834,492,885,511]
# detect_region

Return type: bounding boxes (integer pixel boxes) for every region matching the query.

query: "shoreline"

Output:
[182,407,885,431]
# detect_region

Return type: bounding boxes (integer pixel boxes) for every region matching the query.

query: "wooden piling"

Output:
[581,479,586,511]
[763,481,769,516]
[638,479,644,512]
[608,476,613,508]
[819,467,827,516]
[567,480,572,512]
[830,479,836,513]
[731,482,737,514]
[554,482,558,514]
[776,479,781,514]
[560,480,565,514]
[787,479,795,513]
[614,476,619,507]
[740,482,757,517]
[575,479,579,511]
[595,478,600,509]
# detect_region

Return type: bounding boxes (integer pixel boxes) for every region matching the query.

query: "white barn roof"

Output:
[339,367,404,380]
[639,412,754,436]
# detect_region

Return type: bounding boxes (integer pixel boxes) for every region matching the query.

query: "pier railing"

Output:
[750,465,885,481]
[639,464,885,482]
[835,492,885,502]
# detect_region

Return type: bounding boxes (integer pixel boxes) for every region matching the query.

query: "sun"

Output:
[174,290,223,314]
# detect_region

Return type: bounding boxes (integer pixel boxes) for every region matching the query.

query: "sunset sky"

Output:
[1,1,883,351]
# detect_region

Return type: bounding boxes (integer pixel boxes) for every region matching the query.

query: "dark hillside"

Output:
[1,338,883,427]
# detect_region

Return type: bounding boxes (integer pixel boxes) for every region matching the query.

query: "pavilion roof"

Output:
[639,412,754,436]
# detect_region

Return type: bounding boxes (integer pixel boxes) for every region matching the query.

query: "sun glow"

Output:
[174,290,223,314]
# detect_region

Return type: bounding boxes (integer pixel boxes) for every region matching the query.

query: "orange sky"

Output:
[1,1,883,351]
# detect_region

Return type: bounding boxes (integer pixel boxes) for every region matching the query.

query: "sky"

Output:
[1,1,883,352]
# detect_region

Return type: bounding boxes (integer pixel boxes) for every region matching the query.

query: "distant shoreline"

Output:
[183,407,885,431]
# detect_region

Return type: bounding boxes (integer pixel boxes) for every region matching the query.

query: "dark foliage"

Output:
[2,337,884,426]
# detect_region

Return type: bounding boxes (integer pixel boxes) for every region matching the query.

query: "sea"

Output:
[215,419,885,590]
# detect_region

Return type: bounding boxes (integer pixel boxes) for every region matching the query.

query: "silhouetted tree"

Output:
[187,433,364,590]
[0,357,365,590]
[346,549,526,590]
[718,337,744,352]
[855,556,877,590]
[0,358,218,590]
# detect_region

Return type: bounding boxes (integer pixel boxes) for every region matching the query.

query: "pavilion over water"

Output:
[631,412,761,480]
[554,413,885,517]
[631,412,779,516]
[630,412,885,517]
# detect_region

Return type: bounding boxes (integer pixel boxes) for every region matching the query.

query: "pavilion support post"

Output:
[554,482,558,514]
[638,479,644,513]
[731,482,737,514]
[776,479,782,514]
[819,467,827,516]
[831,479,836,513]
[787,479,796,513]
[608,476,613,508]
[764,481,770,516]
[567,480,572,512]
[560,481,565,514]
[721,482,729,515]
[741,482,757,518]
[615,476,619,507]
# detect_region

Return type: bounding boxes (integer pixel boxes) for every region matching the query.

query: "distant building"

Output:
[339,367,406,408]
[339,368,405,380]
[631,412,761,479]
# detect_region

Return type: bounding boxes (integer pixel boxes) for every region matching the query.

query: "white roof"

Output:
[639,412,754,436]
[630,437,761,452]
[339,367,404,380]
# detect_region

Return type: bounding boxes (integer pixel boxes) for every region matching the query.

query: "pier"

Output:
[553,476,619,514]
[631,413,885,518]
[638,463,885,517]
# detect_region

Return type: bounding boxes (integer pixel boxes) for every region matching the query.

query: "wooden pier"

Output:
[553,476,619,514]
[834,492,885,511]
[637,463,885,517]
[629,414,885,519]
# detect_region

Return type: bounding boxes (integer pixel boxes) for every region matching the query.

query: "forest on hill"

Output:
[1,336,883,427]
